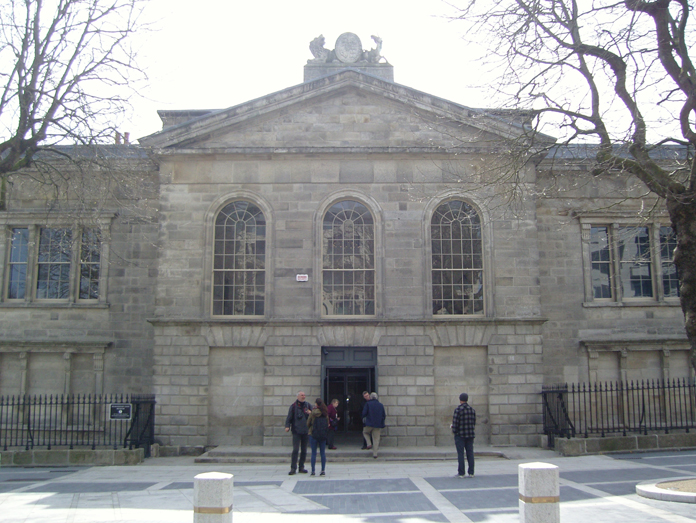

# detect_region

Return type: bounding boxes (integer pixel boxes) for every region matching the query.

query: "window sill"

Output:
[582,300,680,308]
[0,301,110,309]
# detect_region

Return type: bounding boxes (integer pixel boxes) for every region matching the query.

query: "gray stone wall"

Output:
[0,161,159,396]
[535,165,690,385]
[150,320,545,448]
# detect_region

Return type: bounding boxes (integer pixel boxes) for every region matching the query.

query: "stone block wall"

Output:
[263,334,322,447]
[0,213,159,397]
[535,166,689,385]
[151,321,546,450]
[487,322,545,446]
[152,323,209,448]
[377,335,436,446]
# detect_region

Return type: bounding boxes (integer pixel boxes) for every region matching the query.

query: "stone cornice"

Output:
[152,146,509,157]
[147,317,547,326]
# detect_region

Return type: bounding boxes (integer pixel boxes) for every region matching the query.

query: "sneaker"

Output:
[298,469,308,474]
[468,474,475,478]
[329,446,337,450]
[456,474,466,478]
[288,471,296,475]
[310,471,315,476]
[320,471,325,476]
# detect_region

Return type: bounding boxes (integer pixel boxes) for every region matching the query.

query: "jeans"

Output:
[291,433,308,472]
[309,436,326,472]
[363,426,382,456]
[454,435,475,476]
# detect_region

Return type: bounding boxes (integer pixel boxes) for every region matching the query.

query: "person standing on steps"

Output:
[307,398,329,476]
[285,391,312,475]
[451,392,476,478]
[327,398,340,450]
[362,392,386,458]
[360,390,373,449]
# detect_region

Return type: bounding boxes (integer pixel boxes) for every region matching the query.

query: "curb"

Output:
[636,478,696,503]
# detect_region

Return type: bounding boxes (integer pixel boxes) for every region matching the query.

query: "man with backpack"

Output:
[284,391,312,475]
[307,398,329,476]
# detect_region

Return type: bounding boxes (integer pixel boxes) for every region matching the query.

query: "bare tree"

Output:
[453,0,696,371]
[0,0,147,205]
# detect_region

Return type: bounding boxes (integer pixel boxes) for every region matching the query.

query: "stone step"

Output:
[194,445,505,464]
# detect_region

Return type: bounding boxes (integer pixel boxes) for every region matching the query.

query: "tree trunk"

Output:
[667,197,696,374]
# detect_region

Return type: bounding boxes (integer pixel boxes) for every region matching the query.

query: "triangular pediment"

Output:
[139,70,552,152]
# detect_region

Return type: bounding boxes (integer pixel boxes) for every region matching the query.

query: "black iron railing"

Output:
[0,393,155,457]
[542,379,696,447]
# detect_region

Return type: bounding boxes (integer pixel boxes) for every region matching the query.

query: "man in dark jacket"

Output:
[361,392,386,458]
[451,392,476,478]
[285,391,311,475]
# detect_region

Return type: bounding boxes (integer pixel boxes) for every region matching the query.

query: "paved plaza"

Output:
[1,447,695,522]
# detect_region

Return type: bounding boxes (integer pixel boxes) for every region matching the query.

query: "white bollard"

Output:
[518,462,560,523]
[194,472,233,523]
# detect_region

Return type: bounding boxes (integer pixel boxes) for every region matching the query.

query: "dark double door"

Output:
[322,347,376,434]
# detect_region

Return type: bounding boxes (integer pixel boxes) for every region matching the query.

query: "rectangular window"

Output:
[79,228,101,300]
[660,226,679,297]
[36,228,72,299]
[590,227,612,299]
[4,226,103,303]
[8,228,29,299]
[617,226,653,299]
[585,223,678,303]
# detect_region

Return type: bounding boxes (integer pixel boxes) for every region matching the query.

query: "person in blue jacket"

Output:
[361,392,386,458]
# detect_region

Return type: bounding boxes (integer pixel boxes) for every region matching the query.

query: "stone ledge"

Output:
[554,432,696,456]
[0,448,144,467]
[156,445,206,457]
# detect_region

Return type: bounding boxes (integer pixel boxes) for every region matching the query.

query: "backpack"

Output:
[312,416,329,441]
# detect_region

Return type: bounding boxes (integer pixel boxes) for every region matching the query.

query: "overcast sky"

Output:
[128,0,488,142]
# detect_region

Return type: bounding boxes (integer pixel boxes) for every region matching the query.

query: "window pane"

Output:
[590,227,613,299]
[36,228,72,299]
[660,226,679,298]
[618,226,653,298]
[431,200,483,315]
[79,229,101,299]
[8,228,29,299]
[322,201,375,316]
[212,201,266,316]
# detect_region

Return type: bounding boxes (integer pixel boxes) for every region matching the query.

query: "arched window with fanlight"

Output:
[212,201,266,316]
[322,200,375,316]
[431,200,484,315]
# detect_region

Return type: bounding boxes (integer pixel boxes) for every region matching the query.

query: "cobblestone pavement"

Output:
[1,447,695,522]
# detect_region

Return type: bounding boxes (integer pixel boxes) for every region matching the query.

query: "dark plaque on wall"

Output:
[109,403,132,420]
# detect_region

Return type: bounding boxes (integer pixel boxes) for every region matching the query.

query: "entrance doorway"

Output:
[321,347,377,435]
[324,367,375,433]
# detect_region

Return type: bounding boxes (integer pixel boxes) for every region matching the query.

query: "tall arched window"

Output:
[213,201,266,316]
[431,200,484,315]
[322,200,375,316]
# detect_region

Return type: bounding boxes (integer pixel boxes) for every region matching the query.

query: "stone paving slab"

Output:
[560,466,678,483]
[26,482,157,493]
[293,477,417,494]
[301,491,438,514]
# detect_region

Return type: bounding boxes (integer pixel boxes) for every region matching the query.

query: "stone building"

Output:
[0,33,691,451]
